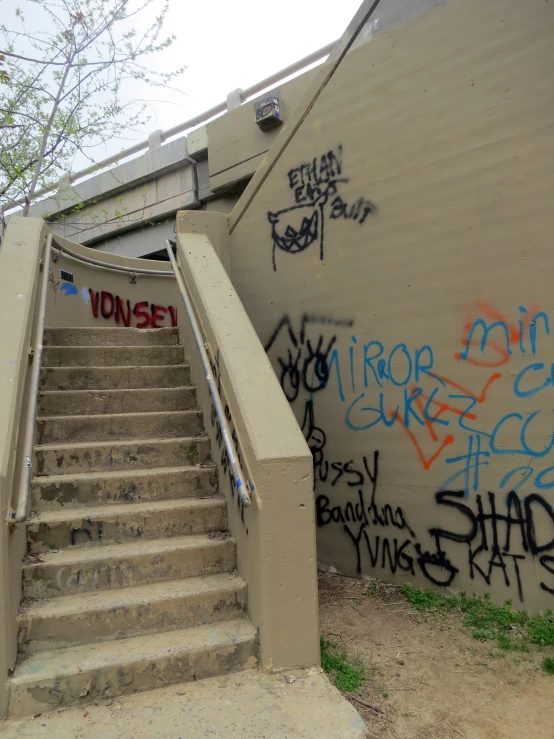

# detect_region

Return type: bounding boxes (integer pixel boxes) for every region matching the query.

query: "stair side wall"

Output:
[175,211,319,672]
[0,218,47,716]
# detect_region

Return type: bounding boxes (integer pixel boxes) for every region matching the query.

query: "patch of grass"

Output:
[401,585,554,653]
[542,657,554,675]
[401,584,457,612]
[527,611,554,646]
[496,634,530,652]
[320,635,365,693]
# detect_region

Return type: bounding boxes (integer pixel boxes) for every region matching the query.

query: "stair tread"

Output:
[45,343,182,348]
[37,409,200,422]
[24,533,235,567]
[39,386,195,396]
[32,464,215,485]
[19,573,245,621]
[35,435,206,452]
[42,363,190,370]
[29,497,224,525]
[11,619,256,683]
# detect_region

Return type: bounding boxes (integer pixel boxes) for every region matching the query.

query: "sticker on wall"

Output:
[60,282,78,296]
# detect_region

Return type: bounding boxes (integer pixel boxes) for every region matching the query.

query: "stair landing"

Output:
[0,670,369,739]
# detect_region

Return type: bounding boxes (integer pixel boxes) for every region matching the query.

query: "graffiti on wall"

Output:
[88,289,177,328]
[266,302,554,604]
[267,145,374,271]
[208,349,249,531]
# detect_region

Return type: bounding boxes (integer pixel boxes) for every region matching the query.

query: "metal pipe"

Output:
[239,40,335,103]
[165,240,251,508]
[160,102,227,144]
[12,234,53,523]
[55,241,173,276]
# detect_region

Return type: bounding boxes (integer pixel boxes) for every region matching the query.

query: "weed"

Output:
[365,582,381,597]
[542,657,554,675]
[514,658,521,667]
[186,440,198,465]
[320,636,365,693]
[381,689,389,699]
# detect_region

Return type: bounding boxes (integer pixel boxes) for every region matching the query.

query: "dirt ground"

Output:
[319,573,554,739]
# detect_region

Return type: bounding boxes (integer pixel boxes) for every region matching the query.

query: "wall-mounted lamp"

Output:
[254,95,283,131]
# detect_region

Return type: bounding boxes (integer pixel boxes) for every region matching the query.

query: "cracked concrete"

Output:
[0,670,370,738]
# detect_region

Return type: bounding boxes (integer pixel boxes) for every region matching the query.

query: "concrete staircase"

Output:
[8,327,257,719]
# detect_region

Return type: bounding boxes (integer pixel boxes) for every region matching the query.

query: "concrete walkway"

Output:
[0,669,370,738]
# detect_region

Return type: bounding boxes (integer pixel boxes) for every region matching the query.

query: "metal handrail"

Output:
[10,234,53,523]
[165,239,251,508]
[5,40,336,213]
[53,239,173,276]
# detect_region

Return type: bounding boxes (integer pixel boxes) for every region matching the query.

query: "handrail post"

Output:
[10,234,53,523]
[165,240,251,508]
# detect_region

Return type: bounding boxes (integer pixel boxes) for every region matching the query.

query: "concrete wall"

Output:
[227,0,554,612]
[175,211,319,671]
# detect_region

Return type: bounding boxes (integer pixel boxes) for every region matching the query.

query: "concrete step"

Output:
[31,466,218,511]
[8,619,258,718]
[23,534,237,600]
[19,573,248,651]
[38,387,197,416]
[27,498,227,553]
[36,410,203,444]
[35,436,210,476]
[43,345,184,367]
[40,365,191,391]
[44,327,179,347]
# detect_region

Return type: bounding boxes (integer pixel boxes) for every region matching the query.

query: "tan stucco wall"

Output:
[45,234,179,329]
[175,212,319,671]
[228,0,554,612]
[0,218,48,716]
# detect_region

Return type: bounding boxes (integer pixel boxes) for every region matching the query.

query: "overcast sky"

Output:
[2,0,362,167]
[155,0,362,130]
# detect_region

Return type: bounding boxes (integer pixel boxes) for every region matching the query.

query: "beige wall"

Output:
[175,212,319,671]
[208,68,320,194]
[45,235,179,329]
[228,0,554,612]
[0,218,47,716]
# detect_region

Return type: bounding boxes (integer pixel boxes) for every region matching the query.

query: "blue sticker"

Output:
[60,282,78,296]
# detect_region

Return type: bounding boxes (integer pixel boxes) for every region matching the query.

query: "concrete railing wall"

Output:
[226,0,554,612]
[0,219,48,715]
[175,211,319,671]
